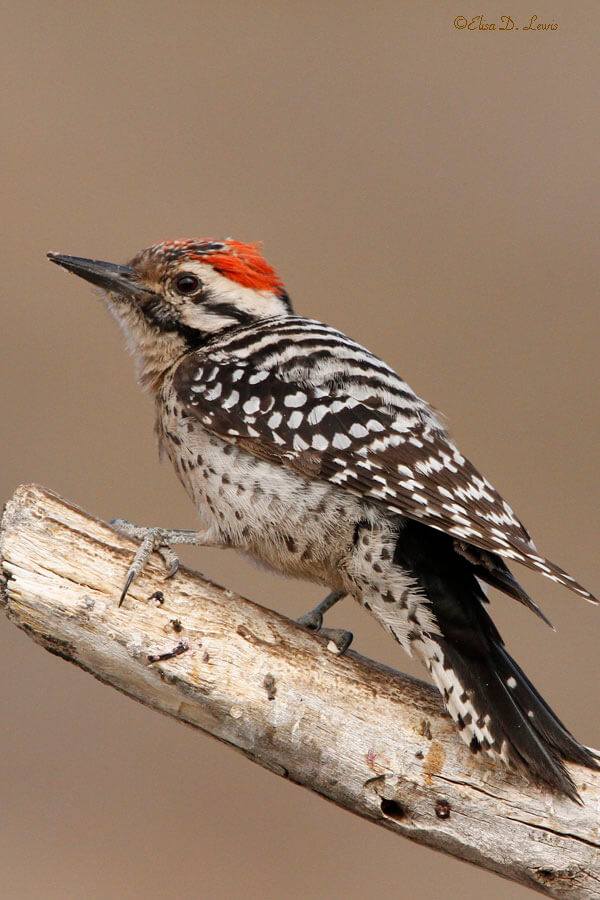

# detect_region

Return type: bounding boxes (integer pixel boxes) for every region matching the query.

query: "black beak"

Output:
[47,252,153,298]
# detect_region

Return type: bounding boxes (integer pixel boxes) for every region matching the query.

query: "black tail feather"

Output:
[434,636,598,803]
[493,644,600,771]
[394,521,598,802]
[454,541,554,629]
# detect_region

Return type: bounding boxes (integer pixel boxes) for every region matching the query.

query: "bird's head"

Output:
[48,238,293,390]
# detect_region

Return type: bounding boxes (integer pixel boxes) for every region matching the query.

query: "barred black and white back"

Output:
[175,315,594,601]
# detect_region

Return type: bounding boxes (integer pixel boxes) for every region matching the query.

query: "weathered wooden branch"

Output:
[1,485,598,898]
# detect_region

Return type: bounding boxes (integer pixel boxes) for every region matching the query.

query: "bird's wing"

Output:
[173,331,595,604]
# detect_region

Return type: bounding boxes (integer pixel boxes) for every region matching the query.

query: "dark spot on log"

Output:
[415,750,424,759]
[149,590,165,604]
[203,651,210,663]
[263,673,277,700]
[170,618,183,633]
[148,641,189,663]
[418,719,432,740]
[380,799,406,822]
[435,799,451,819]
[535,869,559,885]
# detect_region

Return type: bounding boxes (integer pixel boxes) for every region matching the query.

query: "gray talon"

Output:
[110,519,220,606]
[119,569,137,607]
[320,627,353,655]
[158,547,181,578]
[297,590,352,653]
[112,522,181,605]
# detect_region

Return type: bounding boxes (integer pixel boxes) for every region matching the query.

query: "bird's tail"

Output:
[422,631,599,802]
[391,519,598,801]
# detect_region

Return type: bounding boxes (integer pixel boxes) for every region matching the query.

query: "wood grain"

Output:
[1,484,598,898]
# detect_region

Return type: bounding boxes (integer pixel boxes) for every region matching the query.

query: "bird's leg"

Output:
[110,518,224,606]
[297,590,353,655]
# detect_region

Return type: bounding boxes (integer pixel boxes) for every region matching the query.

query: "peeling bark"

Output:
[1,484,599,898]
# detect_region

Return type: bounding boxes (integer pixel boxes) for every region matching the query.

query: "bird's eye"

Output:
[173,273,202,296]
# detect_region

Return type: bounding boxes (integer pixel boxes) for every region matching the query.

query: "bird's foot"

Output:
[297,590,353,655]
[319,627,354,655]
[110,518,218,606]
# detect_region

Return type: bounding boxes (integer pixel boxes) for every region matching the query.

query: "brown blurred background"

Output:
[2,2,599,897]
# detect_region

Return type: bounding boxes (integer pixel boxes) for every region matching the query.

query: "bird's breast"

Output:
[156,400,370,588]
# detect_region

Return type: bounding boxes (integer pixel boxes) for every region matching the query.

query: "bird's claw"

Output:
[320,627,353,655]
[296,590,351,654]
[111,521,181,606]
[297,611,353,655]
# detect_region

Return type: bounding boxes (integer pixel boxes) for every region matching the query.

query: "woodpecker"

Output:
[48,238,598,801]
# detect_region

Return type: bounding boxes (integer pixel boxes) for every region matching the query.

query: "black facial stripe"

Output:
[139,294,206,348]
[140,294,180,329]
[209,302,256,327]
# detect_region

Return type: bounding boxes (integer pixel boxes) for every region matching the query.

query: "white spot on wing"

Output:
[285,391,308,408]
[205,382,222,401]
[222,390,240,410]
[248,371,269,384]
[332,433,351,449]
[312,434,329,451]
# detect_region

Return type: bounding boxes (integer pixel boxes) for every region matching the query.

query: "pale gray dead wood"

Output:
[1,485,598,898]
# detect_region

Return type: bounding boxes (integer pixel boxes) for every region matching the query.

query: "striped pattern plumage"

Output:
[174,315,596,604]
